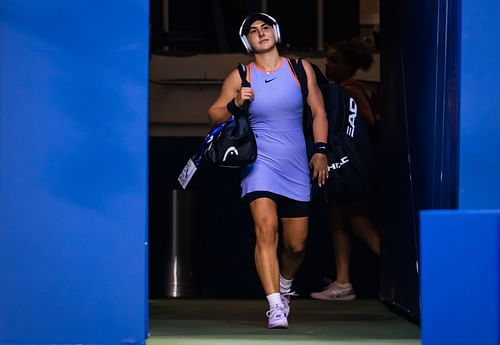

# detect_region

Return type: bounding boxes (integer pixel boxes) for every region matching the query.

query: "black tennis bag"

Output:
[204,64,257,168]
[289,58,375,206]
[204,113,256,167]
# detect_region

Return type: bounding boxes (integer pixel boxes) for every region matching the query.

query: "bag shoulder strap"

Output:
[237,63,250,87]
[288,58,315,147]
[287,58,308,98]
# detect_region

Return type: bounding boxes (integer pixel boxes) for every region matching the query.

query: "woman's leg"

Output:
[349,214,380,256]
[279,216,308,316]
[250,197,289,329]
[280,216,309,279]
[330,206,352,284]
[310,206,356,300]
[249,197,280,294]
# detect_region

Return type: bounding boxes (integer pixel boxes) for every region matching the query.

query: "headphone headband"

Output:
[239,13,281,53]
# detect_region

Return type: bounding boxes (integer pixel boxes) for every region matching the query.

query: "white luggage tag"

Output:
[177,158,197,189]
[177,118,230,189]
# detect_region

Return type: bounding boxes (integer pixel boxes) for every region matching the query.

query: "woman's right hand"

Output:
[235,86,254,107]
[208,69,252,127]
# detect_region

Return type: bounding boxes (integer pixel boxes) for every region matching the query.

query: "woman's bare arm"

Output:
[302,59,329,186]
[208,68,254,127]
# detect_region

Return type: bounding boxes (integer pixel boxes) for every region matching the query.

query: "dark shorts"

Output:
[242,191,310,218]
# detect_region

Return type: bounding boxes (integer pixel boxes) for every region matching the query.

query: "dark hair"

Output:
[240,13,277,36]
[332,39,374,72]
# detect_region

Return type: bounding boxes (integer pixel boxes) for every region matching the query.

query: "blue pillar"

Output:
[420,0,500,343]
[0,1,149,344]
[420,211,500,345]
[458,0,500,209]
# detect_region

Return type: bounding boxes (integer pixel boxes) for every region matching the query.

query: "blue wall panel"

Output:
[421,211,500,344]
[0,1,149,344]
[420,1,500,343]
[459,0,500,208]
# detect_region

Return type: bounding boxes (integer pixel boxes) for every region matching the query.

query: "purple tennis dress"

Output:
[241,58,311,202]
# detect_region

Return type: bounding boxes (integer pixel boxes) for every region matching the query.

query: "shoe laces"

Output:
[266,304,287,318]
[280,291,298,307]
[281,291,299,299]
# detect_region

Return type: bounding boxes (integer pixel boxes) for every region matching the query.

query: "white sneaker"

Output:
[310,281,356,301]
[280,291,298,317]
[266,304,288,329]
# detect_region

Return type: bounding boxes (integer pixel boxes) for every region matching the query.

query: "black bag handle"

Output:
[236,63,251,112]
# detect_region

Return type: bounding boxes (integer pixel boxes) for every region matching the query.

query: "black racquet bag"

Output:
[288,58,375,206]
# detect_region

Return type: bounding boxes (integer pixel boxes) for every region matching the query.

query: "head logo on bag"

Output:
[223,146,239,162]
[328,156,350,171]
[347,98,357,137]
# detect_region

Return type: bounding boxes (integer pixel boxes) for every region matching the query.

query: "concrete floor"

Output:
[148,299,420,345]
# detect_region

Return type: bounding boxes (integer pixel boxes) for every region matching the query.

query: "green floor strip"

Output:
[148,299,420,345]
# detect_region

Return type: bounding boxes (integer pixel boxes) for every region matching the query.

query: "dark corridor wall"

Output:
[378,0,460,321]
[149,0,359,53]
[149,137,380,299]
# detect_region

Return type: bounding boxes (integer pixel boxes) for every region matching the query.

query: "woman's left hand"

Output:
[310,153,329,187]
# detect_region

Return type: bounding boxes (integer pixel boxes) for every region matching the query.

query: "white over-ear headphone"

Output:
[239,13,281,53]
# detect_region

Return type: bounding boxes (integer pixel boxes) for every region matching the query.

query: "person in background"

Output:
[208,13,328,328]
[310,39,380,301]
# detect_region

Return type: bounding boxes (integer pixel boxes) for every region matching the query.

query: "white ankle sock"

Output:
[266,293,282,308]
[279,274,293,294]
[335,281,352,288]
